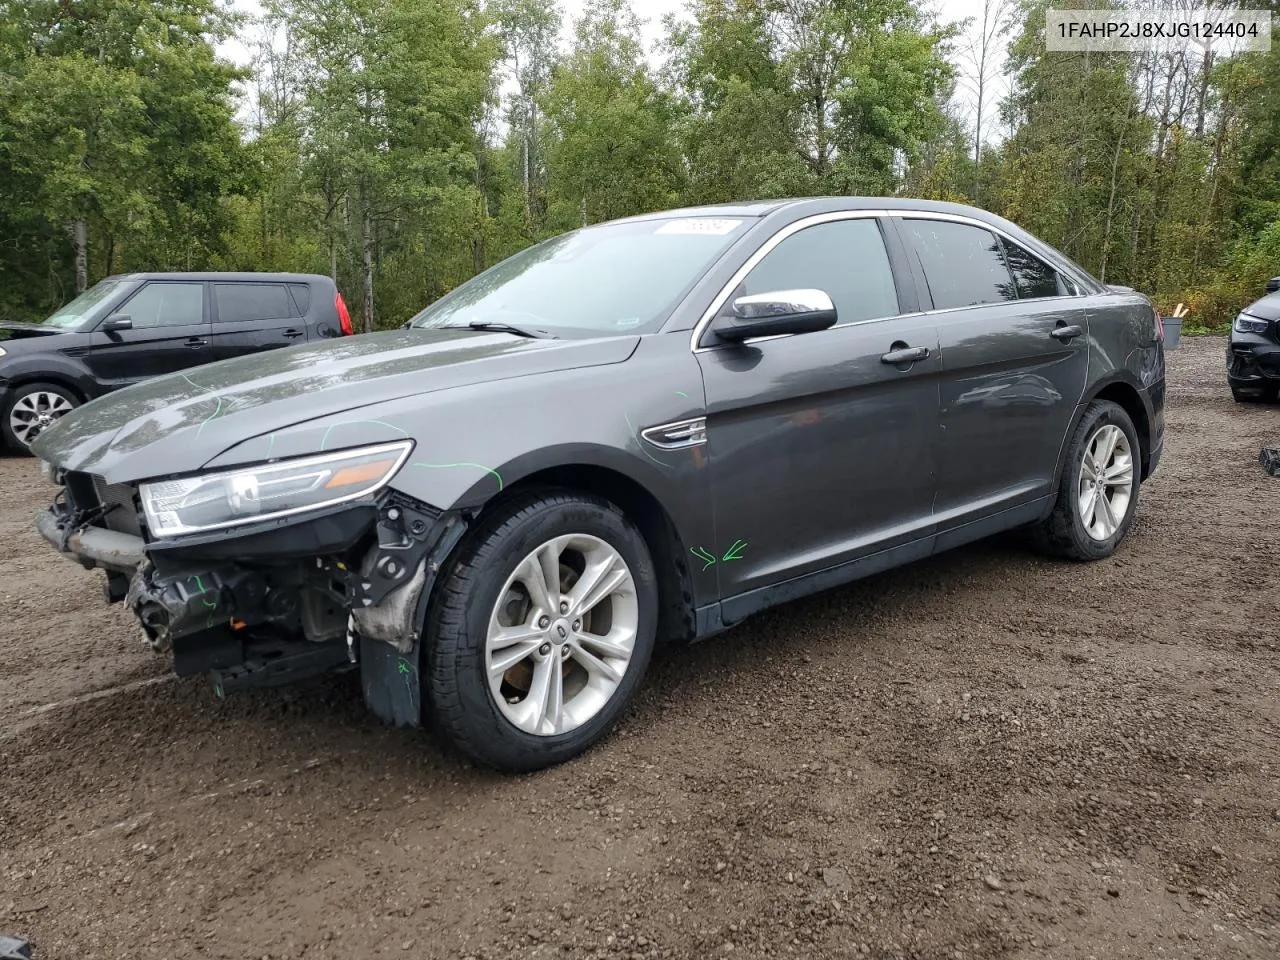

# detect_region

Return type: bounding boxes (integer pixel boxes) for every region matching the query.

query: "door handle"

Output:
[282,328,305,338]
[1050,324,1083,342]
[184,337,208,348]
[881,345,930,365]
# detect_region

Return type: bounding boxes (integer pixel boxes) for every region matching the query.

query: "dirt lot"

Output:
[2,335,1278,960]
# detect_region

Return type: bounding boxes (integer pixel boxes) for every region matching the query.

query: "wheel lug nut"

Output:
[573,619,581,630]
[538,642,552,656]
[559,601,569,614]
[538,616,550,628]
[561,645,571,658]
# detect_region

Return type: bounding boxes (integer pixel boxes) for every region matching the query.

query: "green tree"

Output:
[542,0,684,226]
[281,0,498,329]
[0,0,246,316]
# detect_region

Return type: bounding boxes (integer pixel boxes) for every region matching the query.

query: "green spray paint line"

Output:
[690,546,717,571]
[194,395,223,440]
[320,419,409,451]
[411,461,504,491]
[722,539,747,562]
[674,390,690,398]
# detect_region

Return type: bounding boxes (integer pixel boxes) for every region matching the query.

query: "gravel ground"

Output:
[1,335,1278,960]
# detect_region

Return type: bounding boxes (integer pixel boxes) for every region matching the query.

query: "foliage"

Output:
[1,0,1277,333]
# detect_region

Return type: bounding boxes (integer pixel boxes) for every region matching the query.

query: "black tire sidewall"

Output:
[1062,401,1141,559]
[1,382,79,454]
[427,493,658,771]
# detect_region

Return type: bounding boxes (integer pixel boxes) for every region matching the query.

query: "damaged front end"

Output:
[36,448,468,726]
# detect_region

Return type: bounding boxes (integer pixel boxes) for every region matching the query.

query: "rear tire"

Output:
[1,382,80,455]
[425,491,658,772]
[1033,400,1141,561]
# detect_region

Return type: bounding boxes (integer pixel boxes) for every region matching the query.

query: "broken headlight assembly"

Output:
[139,440,414,537]
[1233,312,1270,335]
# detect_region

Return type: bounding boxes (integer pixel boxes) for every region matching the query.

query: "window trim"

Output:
[113,280,207,330]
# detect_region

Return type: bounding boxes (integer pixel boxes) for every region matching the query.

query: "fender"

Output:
[1,353,97,401]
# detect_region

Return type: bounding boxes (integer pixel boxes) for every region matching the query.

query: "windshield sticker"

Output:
[615,317,642,328]
[655,218,743,236]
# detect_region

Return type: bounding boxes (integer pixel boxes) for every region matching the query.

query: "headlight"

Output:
[139,440,413,537]
[1234,312,1270,334]
[0,346,7,357]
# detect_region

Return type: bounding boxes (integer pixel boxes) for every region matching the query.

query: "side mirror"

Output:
[1266,277,1280,294]
[711,289,838,343]
[100,314,133,332]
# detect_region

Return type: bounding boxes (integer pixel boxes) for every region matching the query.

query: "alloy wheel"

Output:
[9,391,74,447]
[485,533,638,736]
[1077,424,1134,541]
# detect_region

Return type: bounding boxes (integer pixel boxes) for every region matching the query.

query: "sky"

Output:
[222,0,1006,139]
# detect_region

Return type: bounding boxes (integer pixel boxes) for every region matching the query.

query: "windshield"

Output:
[408,217,753,336]
[39,280,125,330]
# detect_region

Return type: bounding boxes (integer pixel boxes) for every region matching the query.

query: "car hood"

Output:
[32,328,640,482]
[0,323,80,346]
[1242,292,1280,323]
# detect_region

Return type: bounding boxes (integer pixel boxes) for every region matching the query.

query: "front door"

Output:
[892,216,1090,528]
[695,215,940,603]
[86,280,211,390]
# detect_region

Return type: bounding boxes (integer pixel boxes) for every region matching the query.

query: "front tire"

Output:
[1034,400,1141,561]
[425,491,658,772]
[2,382,80,454]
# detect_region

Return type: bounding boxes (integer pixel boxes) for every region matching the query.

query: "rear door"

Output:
[209,281,308,361]
[85,280,211,389]
[891,215,1089,531]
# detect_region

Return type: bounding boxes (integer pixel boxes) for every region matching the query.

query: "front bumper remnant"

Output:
[36,479,472,724]
[36,508,145,572]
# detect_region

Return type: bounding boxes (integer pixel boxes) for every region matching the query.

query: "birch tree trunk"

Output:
[361,201,374,334]
[73,220,88,292]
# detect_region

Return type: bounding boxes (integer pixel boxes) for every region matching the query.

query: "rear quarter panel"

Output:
[1083,291,1165,458]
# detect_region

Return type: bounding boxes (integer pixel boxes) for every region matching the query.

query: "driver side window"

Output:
[727,219,900,325]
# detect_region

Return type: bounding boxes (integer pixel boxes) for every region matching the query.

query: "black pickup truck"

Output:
[0,272,354,453]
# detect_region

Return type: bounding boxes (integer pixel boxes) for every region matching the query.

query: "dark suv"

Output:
[1227,276,1280,402]
[33,199,1165,772]
[0,272,354,452]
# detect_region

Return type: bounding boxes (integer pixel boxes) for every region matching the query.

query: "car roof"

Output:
[101,272,333,283]
[611,196,1023,228]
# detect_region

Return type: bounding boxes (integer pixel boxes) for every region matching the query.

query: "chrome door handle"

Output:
[282,328,305,338]
[184,337,208,348]
[1050,324,1083,342]
[881,345,930,364]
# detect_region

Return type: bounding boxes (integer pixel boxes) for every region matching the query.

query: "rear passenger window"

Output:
[214,283,293,323]
[900,219,1017,309]
[1001,239,1063,299]
[730,218,899,325]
